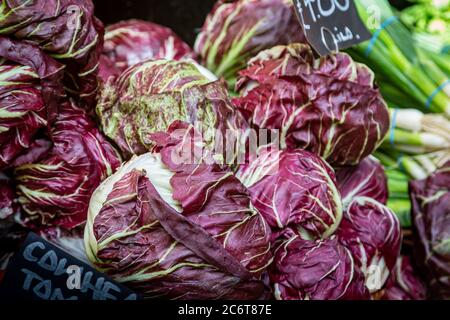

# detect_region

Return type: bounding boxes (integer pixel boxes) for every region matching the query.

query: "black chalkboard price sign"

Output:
[0,233,140,300]
[293,0,371,55]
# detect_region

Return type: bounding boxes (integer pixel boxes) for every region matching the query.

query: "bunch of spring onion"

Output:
[349,0,450,117]
[374,108,450,227]
[400,0,450,54]
[400,0,450,78]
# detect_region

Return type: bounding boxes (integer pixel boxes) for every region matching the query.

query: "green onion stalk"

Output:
[375,150,449,228]
[375,105,450,226]
[352,0,450,117]
[378,82,423,110]
[377,150,449,228]
[374,149,450,180]
[421,48,450,78]
[381,108,450,154]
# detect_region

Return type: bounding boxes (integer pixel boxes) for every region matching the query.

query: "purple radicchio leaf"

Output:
[410,162,450,299]
[233,43,390,167]
[335,156,388,207]
[269,230,370,300]
[14,100,122,230]
[236,148,343,241]
[337,197,402,293]
[85,122,273,299]
[100,19,195,82]
[0,37,64,170]
[380,256,427,300]
[0,0,104,108]
[97,58,248,162]
[195,0,306,88]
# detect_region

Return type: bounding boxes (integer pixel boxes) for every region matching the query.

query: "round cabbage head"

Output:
[99,19,195,81]
[85,122,273,299]
[337,197,402,293]
[236,148,343,240]
[14,101,122,230]
[195,0,305,88]
[0,0,104,108]
[270,231,369,300]
[410,162,450,299]
[97,58,248,161]
[233,44,390,167]
[336,156,388,207]
[0,37,64,170]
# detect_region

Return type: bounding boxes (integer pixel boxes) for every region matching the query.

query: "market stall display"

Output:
[0,0,448,301]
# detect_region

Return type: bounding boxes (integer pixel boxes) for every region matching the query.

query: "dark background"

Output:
[93,0,217,45]
[93,0,411,46]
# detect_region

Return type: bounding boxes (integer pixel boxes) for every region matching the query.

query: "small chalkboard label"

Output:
[0,233,140,300]
[293,0,371,55]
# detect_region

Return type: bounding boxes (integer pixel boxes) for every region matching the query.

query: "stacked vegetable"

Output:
[349,0,450,116]
[0,0,448,301]
[195,0,306,90]
[86,25,398,300]
[344,2,450,276]
[0,0,121,271]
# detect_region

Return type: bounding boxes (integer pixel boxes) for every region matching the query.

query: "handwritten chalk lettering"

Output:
[22,268,43,291]
[22,241,123,300]
[38,250,68,276]
[293,0,371,55]
[23,241,45,262]
[323,26,357,49]
[125,293,138,300]
[50,288,78,300]
[303,0,350,21]
[23,242,71,276]
[0,234,140,300]
[294,0,310,30]
[21,268,78,300]
[321,27,338,52]
[80,271,121,300]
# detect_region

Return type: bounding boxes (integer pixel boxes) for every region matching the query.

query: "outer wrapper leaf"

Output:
[380,256,427,300]
[236,148,343,240]
[234,44,390,167]
[336,156,388,207]
[100,19,195,81]
[97,59,248,161]
[410,162,450,299]
[270,232,370,300]
[15,101,122,230]
[85,123,273,299]
[0,37,64,169]
[337,197,402,293]
[0,0,104,108]
[195,0,305,87]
